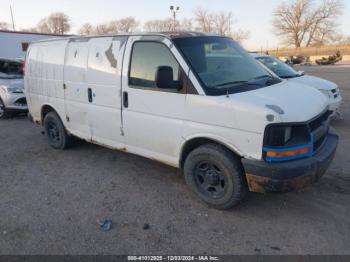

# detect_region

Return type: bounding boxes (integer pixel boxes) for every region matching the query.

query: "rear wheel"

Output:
[0,98,12,119]
[184,144,247,209]
[43,112,75,149]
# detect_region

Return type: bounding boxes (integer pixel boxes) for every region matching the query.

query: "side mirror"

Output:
[156,66,182,90]
[297,70,305,76]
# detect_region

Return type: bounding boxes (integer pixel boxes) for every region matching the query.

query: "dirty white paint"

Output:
[25,34,328,167]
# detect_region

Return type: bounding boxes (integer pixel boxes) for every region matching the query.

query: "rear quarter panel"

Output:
[25,40,68,123]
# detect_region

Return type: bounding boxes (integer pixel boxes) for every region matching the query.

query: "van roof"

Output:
[31,31,224,44]
[0,29,72,37]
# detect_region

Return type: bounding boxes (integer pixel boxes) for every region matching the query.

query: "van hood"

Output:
[287,75,337,91]
[231,80,328,124]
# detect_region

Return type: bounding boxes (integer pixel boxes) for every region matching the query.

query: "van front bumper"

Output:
[242,128,338,193]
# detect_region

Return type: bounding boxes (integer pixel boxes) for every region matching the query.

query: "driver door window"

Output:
[129,42,180,90]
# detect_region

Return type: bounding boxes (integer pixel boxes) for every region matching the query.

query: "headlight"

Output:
[264,126,296,146]
[3,86,23,93]
[320,90,331,99]
[263,124,312,162]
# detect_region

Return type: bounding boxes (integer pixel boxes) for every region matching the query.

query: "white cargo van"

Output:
[25,32,338,209]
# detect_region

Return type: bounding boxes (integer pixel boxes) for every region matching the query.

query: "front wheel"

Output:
[43,112,75,149]
[184,144,247,209]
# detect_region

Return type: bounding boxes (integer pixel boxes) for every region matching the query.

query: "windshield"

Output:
[255,56,300,78]
[0,60,23,79]
[173,37,280,95]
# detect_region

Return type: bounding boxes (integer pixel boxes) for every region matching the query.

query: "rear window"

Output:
[0,59,23,79]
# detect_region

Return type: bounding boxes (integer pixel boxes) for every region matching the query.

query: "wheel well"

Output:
[180,137,240,168]
[41,105,56,123]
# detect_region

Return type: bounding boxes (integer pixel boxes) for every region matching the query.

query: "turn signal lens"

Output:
[266,147,311,158]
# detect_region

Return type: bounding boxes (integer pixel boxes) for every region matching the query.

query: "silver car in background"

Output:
[251,53,342,117]
[0,58,27,119]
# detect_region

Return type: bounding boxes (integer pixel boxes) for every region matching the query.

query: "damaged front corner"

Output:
[245,173,315,193]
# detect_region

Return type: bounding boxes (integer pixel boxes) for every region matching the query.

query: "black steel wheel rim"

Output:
[47,121,60,143]
[194,161,226,198]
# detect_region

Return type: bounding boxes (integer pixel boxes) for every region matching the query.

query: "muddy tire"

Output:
[43,112,75,149]
[184,144,247,209]
[0,98,12,119]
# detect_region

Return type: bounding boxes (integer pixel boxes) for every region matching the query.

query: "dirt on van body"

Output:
[0,65,349,255]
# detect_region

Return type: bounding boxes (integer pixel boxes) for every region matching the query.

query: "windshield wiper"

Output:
[253,74,281,85]
[253,74,273,80]
[212,80,248,88]
[280,74,301,79]
[211,80,266,92]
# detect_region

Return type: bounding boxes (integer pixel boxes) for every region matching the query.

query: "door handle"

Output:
[123,91,128,108]
[88,88,93,103]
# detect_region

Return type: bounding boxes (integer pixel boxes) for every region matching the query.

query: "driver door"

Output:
[121,38,187,165]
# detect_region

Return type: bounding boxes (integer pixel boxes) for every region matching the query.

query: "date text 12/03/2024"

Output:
[127,256,219,261]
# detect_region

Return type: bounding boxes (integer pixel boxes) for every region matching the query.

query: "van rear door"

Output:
[64,39,91,140]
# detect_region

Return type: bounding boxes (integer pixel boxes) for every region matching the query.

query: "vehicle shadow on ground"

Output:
[73,136,349,220]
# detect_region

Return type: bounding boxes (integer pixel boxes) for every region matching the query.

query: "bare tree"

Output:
[117,17,139,33]
[94,23,116,34]
[339,35,350,45]
[36,20,51,33]
[193,8,214,32]
[306,0,343,46]
[79,21,118,35]
[179,18,194,31]
[272,0,343,47]
[78,23,94,35]
[143,18,175,32]
[331,34,350,45]
[36,12,71,34]
[231,29,250,44]
[192,8,249,43]
[213,12,233,36]
[78,17,139,35]
[0,22,10,30]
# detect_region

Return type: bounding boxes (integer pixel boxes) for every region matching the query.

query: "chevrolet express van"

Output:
[24,32,338,209]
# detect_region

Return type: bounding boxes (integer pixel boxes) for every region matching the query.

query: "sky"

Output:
[1,0,349,50]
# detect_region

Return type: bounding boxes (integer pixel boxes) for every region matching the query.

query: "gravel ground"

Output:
[0,66,349,255]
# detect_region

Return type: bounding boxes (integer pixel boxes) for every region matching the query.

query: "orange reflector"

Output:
[266,147,311,158]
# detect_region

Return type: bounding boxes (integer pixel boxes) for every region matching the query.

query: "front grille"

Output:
[314,133,327,152]
[309,110,332,132]
[309,110,331,152]
[15,97,27,105]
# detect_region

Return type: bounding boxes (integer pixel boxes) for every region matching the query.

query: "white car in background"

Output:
[0,58,27,119]
[251,53,342,117]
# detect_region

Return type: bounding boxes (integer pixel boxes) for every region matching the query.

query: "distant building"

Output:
[0,30,70,59]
